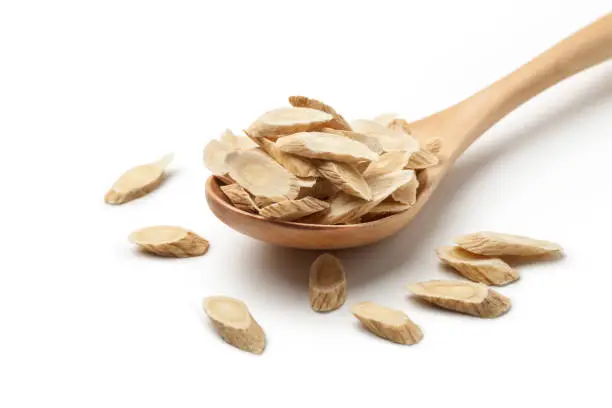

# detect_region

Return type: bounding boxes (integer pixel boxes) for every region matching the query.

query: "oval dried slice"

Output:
[366,202,413,216]
[321,128,384,155]
[425,137,442,154]
[203,296,265,354]
[318,161,372,200]
[259,197,330,221]
[391,174,419,205]
[436,246,519,286]
[372,113,400,127]
[220,184,259,213]
[407,280,511,318]
[363,151,411,178]
[226,150,300,201]
[289,95,351,131]
[455,232,563,257]
[246,107,334,139]
[258,138,319,177]
[129,226,209,257]
[276,132,379,163]
[105,153,173,205]
[405,148,439,169]
[350,119,420,153]
[309,253,347,312]
[203,140,231,175]
[219,129,258,151]
[352,302,423,345]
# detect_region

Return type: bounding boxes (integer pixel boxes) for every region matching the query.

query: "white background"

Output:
[1,1,611,407]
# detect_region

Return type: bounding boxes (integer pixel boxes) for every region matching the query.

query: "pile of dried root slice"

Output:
[203,96,441,225]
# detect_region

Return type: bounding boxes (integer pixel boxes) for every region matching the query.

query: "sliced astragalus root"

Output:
[456,232,563,257]
[215,174,235,185]
[105,153,173,205]
[203,140,231,175]
[366,202,413,217]
[318,161,372,200]
[246,107,334,139]
[289,95,351,131]
[258,138,319,177]
[253,196,276,208]
[308,178,338,200]
[129,226,209,257]
[259,197,330,221]
[372,113,400,127]
[405,148,439,169]
[351,119,420,153]
[363,151,411,178]
[425,137,442,154]
[407,280,511,318]
[220,184,259,213]
[322,128,384,155]
[351,302,423,345]
[320,193,365,225]
[309,253,347,312]
[276,132,378,164]
[226,150,300,201]
[436,246,519,286]
[219,129,258,150]
[391,173,419,205]
[203,296,265,354]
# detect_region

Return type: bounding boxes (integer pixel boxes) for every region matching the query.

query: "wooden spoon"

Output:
[206,14,612,249]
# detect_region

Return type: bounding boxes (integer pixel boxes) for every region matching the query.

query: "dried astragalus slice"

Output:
[391,173,419,205]
[226,149,300,201]
[105,153,173,205]
[351,119,420,153]
[407,280,511,318]
[307,178,338,200]
[219,129,258,151]
[215,174,235,185]
[253,196,276,208]
[289,95,351,131]
[259,197,330,221]
[436,246,519,286]
[129,225,209,257]
[258,138,319,177]
[309,253,347,312]
[425,137,442,155]
[220,184,259,213]
[320,192,365,225]
[321,128,384,155]
[276,132,378,164]
[405,148,439,169]
[203,296,265,354]
[456,232,563,257]
[246,107,334,139]
[203,140,231,175]
[318,161,372,200]
[351,302,423,345]
[363,151,411,178]
[366,202,413,216]
[372,113,400,127]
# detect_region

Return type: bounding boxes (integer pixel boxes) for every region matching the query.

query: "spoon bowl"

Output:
[206,14,612,249]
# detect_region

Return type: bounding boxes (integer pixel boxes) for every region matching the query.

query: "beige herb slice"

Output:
[289,95,351,131]
[352,302,423,345]
[456,232,563,257]
[258,138,319,177]
[276,132,378,164]
[246,107,334,139]
[318,161,372,200]
[436,246,519,286]
[129,225,209,257]
[309,253,347,312]
[220,184,259,213]
[259,197,329,221]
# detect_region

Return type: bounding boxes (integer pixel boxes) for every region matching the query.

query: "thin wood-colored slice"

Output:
[425,137,442,154]
[129,226,209,257]
[322,128,384,154]
[308,178,338,200]
[220,184,259,213]
[203,296,265,354]
[405,148,439,169]
[219,129,258,150]
[258,138,319,178]
[455,232,563,256]
[351,302,423,345]
[259,197,330,221]
[388,118,412,135]
[246,107,335,139]
[276,132,378,164]
[367,202,413,216]
[436,246,519,286]
[363,151,411,178]
[253,196,276,208]
[226,150,300,201]
[309,253,347,312]
[391,174,419,205]
[350,119,420,153]
[203,140,231,175]
[372,113,400,127]
[407,280,511,318]
[289,95,351,131]
[105,153,173,205]
[318,161,372,200]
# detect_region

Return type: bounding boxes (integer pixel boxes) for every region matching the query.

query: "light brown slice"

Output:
[405,149,439,169]
[456,232,563,256]
[276,132,379,164]
[366,202,413,216]
[309,253,347,312]
[226,149,300,201]
[351,302,423,345]
[288,95,351,131]
[318,161,372,200]
[425,137,442,154]
[203,140,231,175]
[388,118,412,135]
[129,226,209,257]
[215,174,235,185]
[246,107,335,139]
[372,113,400,127]
[307,178,338,200]
[258,138,319,178]
[219,129,258,150]
[259,197,330,221]
[391,173,419,205]
[363,151,411,178]
[350,119,420,153]
[105,153,173,205]
[407,280,511,318]
[253,196,276,208]
[436,246,519,286]
[203,296,265,354]
[220,184,259,213]
[322,128,384,154]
